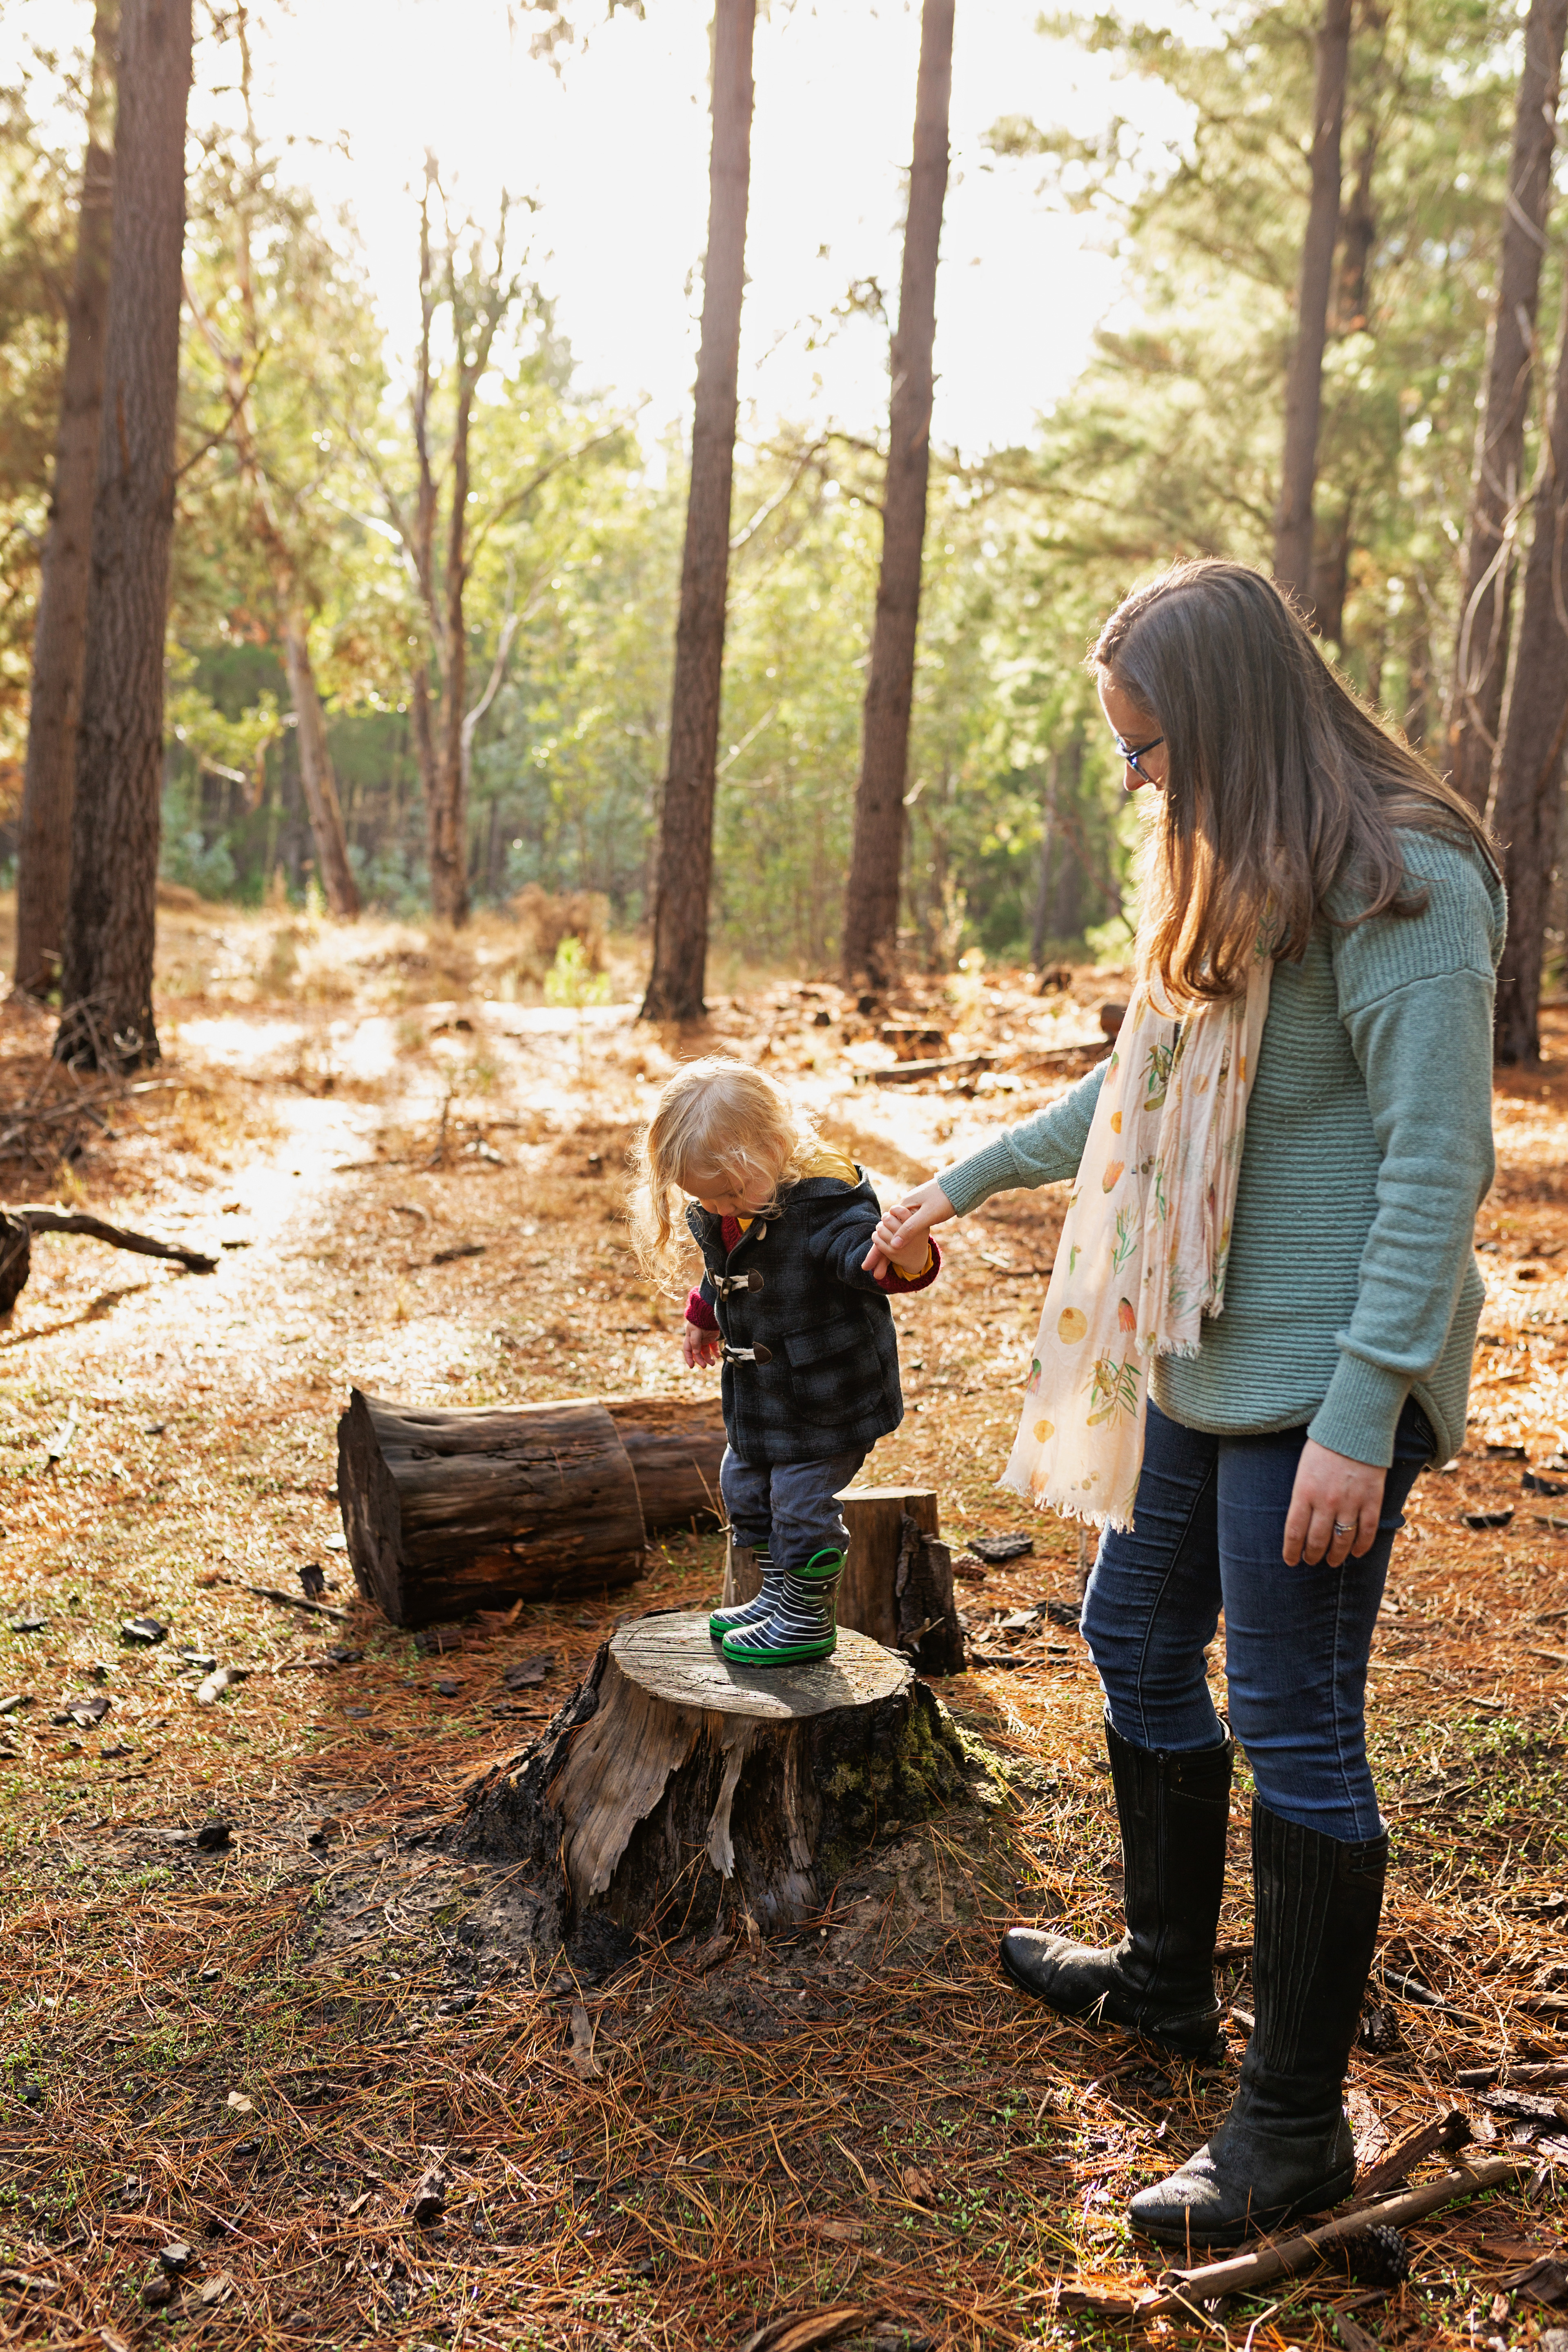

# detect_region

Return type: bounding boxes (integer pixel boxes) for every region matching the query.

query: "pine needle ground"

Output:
[0,909,1561,2350]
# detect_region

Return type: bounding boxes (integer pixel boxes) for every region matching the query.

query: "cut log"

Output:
[336,1390,724,1627]
[604,1394,724,1530]
[717,1485,964,1675]
[465,1609,968,1941]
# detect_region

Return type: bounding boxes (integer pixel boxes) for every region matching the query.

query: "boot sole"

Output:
[720,1637,837,1667]
[1129,2165,1356,2249]
[998,1937,1223,2062]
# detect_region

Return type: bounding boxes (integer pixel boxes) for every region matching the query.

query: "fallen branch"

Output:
[208,1572,349,1622]
[1056,2156,1532,2319]
[1457,2060,1568,2090]
[5,1207,217,1274]
[865,1054,994,1087]
[1347,2111,1470,2206]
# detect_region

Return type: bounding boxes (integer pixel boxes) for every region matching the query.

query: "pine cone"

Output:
[1339,2224,1412,2288]
[1357,2004,1401,2054]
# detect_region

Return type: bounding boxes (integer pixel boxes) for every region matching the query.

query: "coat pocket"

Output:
[781,1315,874,1426]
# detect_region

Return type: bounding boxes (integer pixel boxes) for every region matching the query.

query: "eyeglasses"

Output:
[1113,731,1165,784]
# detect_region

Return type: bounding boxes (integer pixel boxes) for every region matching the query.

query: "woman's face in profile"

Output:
[1099,673,1169,795]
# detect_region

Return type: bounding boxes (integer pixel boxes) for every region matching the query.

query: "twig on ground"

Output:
[1057,2156,1532,2317]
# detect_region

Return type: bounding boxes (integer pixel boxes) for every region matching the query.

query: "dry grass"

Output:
[0,924,1560,2348]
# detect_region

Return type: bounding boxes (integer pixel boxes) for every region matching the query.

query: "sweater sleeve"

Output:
[1310,841,1501,1466]
[685,1278,719,1331]
[938,1061,1108,1217]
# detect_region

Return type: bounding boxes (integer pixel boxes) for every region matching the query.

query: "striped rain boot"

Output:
[719,1547,842,1668]
[708,1547,779,1641]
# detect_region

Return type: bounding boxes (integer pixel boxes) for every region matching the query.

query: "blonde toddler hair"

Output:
[630,1056,819,1285]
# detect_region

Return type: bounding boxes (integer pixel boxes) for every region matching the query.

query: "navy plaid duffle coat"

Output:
[686,1169,904,1467]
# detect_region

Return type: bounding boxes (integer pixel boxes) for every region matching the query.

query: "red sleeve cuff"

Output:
[685,1287,719,1330]
[875,1238,941,1294]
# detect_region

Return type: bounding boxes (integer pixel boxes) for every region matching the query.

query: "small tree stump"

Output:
[465,1610,967,1941]
[718,1484,964,1675]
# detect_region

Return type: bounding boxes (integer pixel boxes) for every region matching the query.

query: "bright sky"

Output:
[18,0,1190,457]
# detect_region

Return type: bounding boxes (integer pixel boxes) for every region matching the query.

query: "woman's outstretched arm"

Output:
[862,1060,1108,1272]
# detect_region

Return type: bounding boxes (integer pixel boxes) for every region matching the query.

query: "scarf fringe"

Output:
[995,1467,1135,1536]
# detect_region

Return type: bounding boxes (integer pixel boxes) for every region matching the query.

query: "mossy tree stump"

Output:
[465,1611,967,1944]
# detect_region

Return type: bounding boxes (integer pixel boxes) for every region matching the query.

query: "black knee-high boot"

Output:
[1128,1798,1386,2246]
[999,1717,1233,2059]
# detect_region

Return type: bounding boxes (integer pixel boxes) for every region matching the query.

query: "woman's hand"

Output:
[682,1323,722,1369]
[1283,1439,1387,1567]
[862,1178,956,1276]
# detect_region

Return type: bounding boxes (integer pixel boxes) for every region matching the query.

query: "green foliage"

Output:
[0,0,1543,969]
[543,935,611,1010]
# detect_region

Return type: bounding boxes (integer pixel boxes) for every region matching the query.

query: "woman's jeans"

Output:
[1080,1395,1434,1842]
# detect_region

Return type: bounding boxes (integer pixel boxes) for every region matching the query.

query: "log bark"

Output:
[1490,269,1568,1065]
[720,1484,964,1674]
[14,0,117,1002]
[1446,0,1568,812]
[606,1393,724,1528]
[1271,0,1352,617]
[55,0,193,1072]
[336,1390,725,1626]
[640,0,756,1021]
[841,0,955,991]
[464,1610,967,1942]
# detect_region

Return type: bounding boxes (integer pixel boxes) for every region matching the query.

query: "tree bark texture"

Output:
[1029,754,1058,971]
[464,1612,967,1942]
[14,1,117,1001]
[280,619,361,917]
[1490,273,1568,1065]
[428,359,475,926]
[639,0,755,1022]
[840,0,955,992]
[1446,0,1568,813]
[56,0,192,1070]
[336,1389,725,1625]
[1271,0,1352,617]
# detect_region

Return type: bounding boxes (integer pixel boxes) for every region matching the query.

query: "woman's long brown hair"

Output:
[1094,559,1499,1004]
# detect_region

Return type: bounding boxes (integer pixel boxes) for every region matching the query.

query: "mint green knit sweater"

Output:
[940,833,1505,1468]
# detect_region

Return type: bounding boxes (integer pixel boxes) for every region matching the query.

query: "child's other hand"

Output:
[862,1180,954,1274]
[683,1323,723,1368]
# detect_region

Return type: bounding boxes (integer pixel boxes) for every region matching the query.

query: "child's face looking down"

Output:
[688,1158,783,1219]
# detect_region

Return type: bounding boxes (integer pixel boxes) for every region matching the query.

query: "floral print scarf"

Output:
[1002,962,1272,1531]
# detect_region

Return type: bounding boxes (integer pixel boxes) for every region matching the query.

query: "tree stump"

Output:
[719,1485,964,1675]
[465,1610,968,1943]
[336,1390,724,1626]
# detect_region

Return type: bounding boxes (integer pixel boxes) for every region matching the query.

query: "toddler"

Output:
[631,1056,938,1665]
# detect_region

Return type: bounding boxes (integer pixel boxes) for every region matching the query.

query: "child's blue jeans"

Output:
[1080,1394,1434,1841]
[719,1446,867,1573]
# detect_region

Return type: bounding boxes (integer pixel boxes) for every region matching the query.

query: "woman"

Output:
[869,559,1503,2245]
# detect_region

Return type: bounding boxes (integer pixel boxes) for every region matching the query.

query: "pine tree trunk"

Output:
[1272,0,1352,616]
[639,0,755,1021]
[56,0,192,1071]
[14,1,116,1002]
[1446,0,1568,813]
[1029,753,1058,971]
[1490,275,1568,1066]
[428,377,474,928]
[841,0,955,993]
[280,618,360,918]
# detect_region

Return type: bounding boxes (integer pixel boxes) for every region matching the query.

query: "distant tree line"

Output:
[1,0,1566,1065]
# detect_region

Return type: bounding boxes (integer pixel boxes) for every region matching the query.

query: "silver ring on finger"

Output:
[1332,1520,1354,1535]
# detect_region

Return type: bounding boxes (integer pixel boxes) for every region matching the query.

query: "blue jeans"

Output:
[1080,1396,1434,1842]
[719,1446,866,1574]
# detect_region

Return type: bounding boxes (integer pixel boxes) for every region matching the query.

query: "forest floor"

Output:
[0,896,1563,2352]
